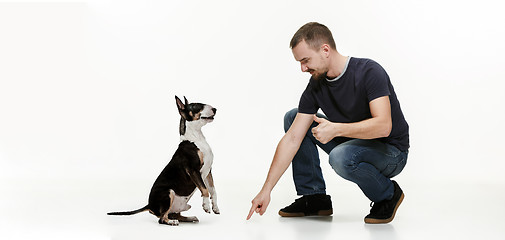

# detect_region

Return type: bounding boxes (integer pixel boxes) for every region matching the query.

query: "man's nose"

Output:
[301,64,308,72]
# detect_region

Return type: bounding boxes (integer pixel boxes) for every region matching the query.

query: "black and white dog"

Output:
[108,96,219,225]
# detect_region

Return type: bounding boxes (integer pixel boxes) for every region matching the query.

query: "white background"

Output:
[1,0,504,239]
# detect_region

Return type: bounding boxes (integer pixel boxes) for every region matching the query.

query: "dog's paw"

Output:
[185,216,199,223]
[167,219,179,226]
[203,204,211,213]
[159,218,179,226]
[202,197,211,213]
[212,205,220,214]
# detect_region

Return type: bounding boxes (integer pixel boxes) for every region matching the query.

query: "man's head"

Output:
[290,22,336,80]
[290,22,336,51]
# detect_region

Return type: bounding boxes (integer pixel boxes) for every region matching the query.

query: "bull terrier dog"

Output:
[108,96,219,225]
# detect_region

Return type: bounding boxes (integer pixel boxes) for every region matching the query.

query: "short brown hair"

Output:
[290,22,336,50]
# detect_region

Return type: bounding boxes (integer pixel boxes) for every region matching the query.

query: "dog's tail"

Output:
[107,205,149,216]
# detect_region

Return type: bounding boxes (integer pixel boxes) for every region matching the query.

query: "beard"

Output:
[310,70,328,91]
[311,70,328,82]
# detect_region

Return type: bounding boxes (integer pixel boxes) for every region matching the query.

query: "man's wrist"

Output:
[332,122,342,138]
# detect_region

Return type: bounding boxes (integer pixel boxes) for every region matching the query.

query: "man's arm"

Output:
[246,112,314,220]
[312,96,392,144]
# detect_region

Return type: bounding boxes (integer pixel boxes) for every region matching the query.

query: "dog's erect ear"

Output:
[183,96,189,106]
[175,96,185,111]
[176,96,187,134]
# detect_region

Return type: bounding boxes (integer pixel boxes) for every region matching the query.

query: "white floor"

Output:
[1,177,504,240]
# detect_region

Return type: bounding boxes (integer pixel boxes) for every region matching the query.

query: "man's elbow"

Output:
[380,122,392,138]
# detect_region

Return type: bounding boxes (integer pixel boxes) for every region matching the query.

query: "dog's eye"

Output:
[188,104,204,113]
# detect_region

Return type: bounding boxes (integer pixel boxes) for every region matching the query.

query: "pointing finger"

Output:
[247,205,256,220]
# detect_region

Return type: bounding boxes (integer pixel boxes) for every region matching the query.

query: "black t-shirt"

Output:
[298,57,409,151]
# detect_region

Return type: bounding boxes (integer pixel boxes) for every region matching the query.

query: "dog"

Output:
[107,96,219,225]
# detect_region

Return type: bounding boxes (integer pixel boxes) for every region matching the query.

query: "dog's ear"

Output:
[183,96,189,106]
[175,96,185,111]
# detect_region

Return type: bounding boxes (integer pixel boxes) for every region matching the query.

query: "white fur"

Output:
[202,196,211,213]
[168,189,194,213]
[167,219,179,226]
[180,119,213,178]
[207,185,220,214]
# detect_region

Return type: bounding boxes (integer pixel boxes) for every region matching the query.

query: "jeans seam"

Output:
[349,147,389,191]
[347,147,370,173]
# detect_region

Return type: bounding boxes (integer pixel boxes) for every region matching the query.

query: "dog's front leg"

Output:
[188,170,211,213]
[205,170,220,214]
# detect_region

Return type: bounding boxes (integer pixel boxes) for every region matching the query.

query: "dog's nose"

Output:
[212,108,217,114]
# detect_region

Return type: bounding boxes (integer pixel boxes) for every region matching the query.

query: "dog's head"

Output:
[175,96,216,135]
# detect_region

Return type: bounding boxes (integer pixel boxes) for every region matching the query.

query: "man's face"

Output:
[292,40,328,80]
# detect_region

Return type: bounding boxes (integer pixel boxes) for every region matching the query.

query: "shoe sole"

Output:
[364,192,404,224]
[278,209,333,217]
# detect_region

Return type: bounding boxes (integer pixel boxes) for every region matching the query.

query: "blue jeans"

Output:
[284,108,408,202]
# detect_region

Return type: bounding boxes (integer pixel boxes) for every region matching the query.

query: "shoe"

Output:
[278,194,333,217]
[364,180,404,224]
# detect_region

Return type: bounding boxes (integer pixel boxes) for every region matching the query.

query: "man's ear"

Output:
[321,44,330,57]
[175,95,185,111]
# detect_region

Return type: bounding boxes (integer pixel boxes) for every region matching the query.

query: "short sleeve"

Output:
[298,80,319,114]
[364,62,391,102]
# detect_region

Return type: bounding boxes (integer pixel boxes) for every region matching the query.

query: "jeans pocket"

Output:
[385,145,401,158]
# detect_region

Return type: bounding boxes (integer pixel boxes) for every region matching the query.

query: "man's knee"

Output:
[328,146,356,179]
[284,108,298,132]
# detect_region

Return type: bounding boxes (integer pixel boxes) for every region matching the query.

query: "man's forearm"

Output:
[261,134,300,192]
[335,117,392,139]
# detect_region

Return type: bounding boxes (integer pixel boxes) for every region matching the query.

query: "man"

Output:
[246,22,409,224]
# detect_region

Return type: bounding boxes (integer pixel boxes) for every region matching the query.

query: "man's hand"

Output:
[246,190,271,220]
[311,115,339,144]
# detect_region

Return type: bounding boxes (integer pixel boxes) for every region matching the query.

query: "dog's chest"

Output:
[193,139,213,165]
[180,128,213,176]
